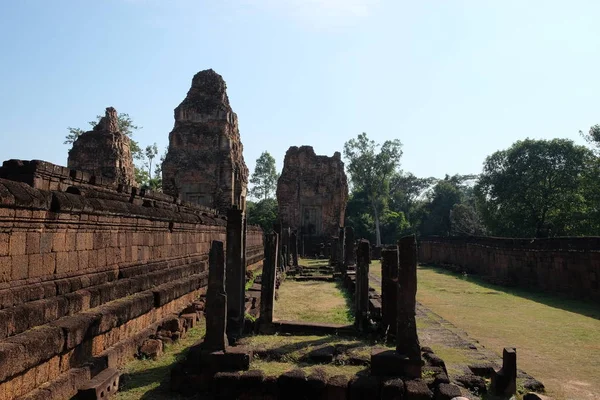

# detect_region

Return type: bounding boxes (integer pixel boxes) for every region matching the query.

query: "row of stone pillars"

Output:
[353,235,422,378]
[328,226,356,270]
[273,224,299,269]
[203,206,247,351]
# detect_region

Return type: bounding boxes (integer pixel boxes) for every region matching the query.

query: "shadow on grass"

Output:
[419,264,600,321]
[118,348,195,400]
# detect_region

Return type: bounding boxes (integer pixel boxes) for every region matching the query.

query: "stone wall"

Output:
[162,69,249,213]
[0,159,263,399]
[419,236,600,302]
[276,146,348,238]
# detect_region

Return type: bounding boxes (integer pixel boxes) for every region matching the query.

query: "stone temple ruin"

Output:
[162,69,249,214]
[0,68,543,400]
[67,107,136,187]
[276,146,348,255]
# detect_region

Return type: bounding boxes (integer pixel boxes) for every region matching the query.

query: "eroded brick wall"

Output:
[0,160,263,399]
[419,236,600,302]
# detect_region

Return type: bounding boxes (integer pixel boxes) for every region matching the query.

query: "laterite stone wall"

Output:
[0,159,263,399]
[419,236,600,302]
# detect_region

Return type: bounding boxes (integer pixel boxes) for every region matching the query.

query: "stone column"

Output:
[381,247,398,335]
[287,228,292,266]
[290,230,298,266]
[260,232,279,325]
[204,241,228,352]
[344,227,356,269]
[330,237,339,267]
[491,347,517,396]
[338,227,345,268]
[396,235,421,360]
[355,239,371,331]
[226,207,244,340]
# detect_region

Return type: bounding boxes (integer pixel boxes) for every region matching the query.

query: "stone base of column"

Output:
[370,348,423,379]
[194,345,253,372]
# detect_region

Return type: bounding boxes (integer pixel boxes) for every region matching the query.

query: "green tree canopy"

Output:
[343,133,403,246]
[249,151,278,200]
[475,138,594,237]
[246,198,278,232]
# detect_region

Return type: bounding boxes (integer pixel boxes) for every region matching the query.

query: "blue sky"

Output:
[1,0,599,181]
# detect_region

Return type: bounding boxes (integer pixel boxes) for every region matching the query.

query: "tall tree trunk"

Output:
[372,201,382,246]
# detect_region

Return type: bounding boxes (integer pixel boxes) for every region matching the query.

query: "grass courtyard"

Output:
[413,265,600,400]
[274,280,354,325]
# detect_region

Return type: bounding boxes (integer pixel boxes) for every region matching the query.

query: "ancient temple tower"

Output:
[277,146,349,238]
[162,69,249,213]
[67,107,136,186]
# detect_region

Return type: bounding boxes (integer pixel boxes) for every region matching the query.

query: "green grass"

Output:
[416,265,600,400]
[245,266,262,290]
[275,280,354,325]
[369,260,382,281]
[116,325,206,400]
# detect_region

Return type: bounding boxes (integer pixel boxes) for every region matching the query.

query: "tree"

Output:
[343,133,403,246]
[145,143,159,178]
[388,172,437,231]
[419,178,462,236]
[246,198,278,232]
[475,138,594,237]
[65,112,143,160]
[249,151,278,200]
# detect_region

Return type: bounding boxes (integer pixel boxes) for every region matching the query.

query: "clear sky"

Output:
[1,0,599,180]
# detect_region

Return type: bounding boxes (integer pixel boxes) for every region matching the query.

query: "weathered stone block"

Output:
[11,254,28,280]
[371,348,423,379]
[325,375,349,400]
[404,380,433,400]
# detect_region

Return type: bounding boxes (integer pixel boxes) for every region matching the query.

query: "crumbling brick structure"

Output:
[162,69,249,213]
[0,159,263,399]
[67,107,136,187]
[276,146,348,241]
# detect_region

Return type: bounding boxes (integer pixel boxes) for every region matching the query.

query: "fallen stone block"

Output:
[139,339,163,360]
[307,345,335,364]
[435,383,462,400]
[371,348,423,379]
[381,378,404,400]
[348,375,379,400]
[405,380,433,400]
[77,367,120,399]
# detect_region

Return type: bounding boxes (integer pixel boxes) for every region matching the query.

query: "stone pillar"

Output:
[396,235,421,360]
[286,228,292,266]
[290,230,298,266]
[491,348,517,396]
[204,241,228,352]
[381,247,398,335]
[344,227,356,269]
[282,245,288,271]
[330,237,339,267]
[338,227,345,268]
[260,232,278,325]
[226,207,244,340]
[355,239,371,331]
